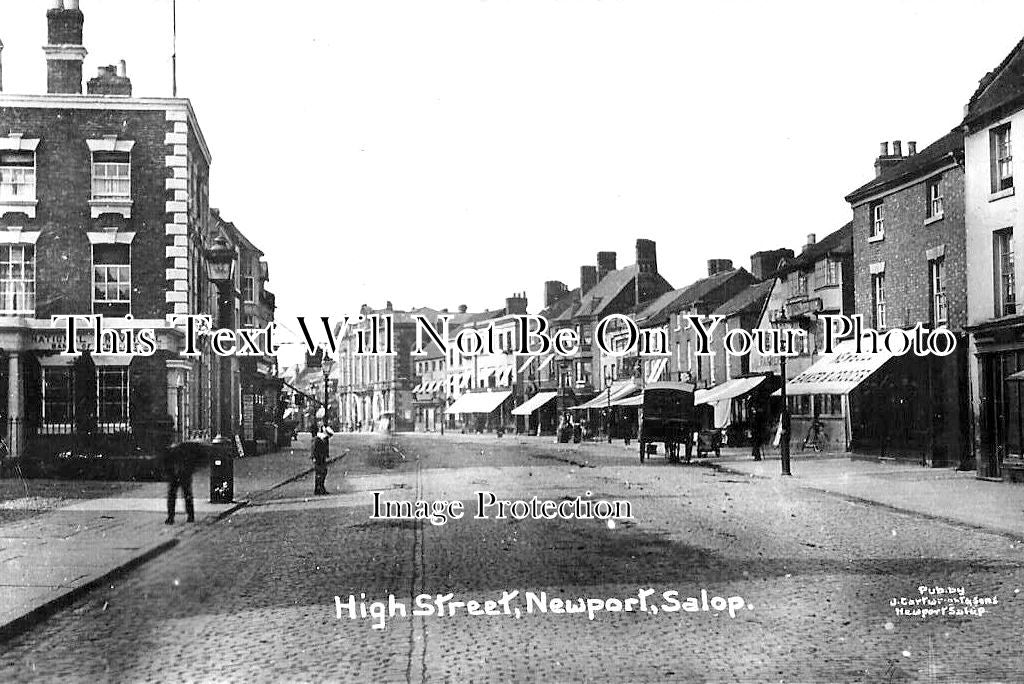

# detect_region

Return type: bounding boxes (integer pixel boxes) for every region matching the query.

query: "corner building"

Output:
[0,2,218,470]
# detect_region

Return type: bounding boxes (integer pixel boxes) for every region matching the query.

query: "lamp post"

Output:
[205,234,237,503]
[772,309,794,477]
[206,234,236,439]
[321,353,334,429]
[605,370,614,443]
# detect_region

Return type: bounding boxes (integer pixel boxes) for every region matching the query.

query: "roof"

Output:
[554,265,672,322]
[712,280,774,319]
[634,268,751,327]
[963,35,1024,130]
[539,287,580,320]
[773,223,853,279]
[845,130,963,205]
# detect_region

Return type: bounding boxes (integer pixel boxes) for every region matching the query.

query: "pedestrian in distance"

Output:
[311,423,336,495]
[164,440,207,525]
[749,400,765,462]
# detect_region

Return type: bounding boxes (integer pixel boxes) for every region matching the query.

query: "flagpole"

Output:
[172,0,178,97]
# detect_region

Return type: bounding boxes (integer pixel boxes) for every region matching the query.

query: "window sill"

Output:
[0,199,38,219]
[867,233,884,243]
[89,198,133,219]
[923,212,944,226]
[990,187,1015,203]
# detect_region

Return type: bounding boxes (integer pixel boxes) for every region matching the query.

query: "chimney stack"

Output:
[597,251,617,281]
[804,234,816,252]
[44,0,87,94]
[543,280,568,308]
[707,259,734,277]
[87,62,132,96]
[749,248,795,281]
[874,140,906,178]
[635,239,658,275]
[504,292,528,316]
[908,141,917,156]
[580,265,598,294]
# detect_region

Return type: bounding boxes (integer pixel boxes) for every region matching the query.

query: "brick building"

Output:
[750,225,855,450]
[540,240,673,415]
[962,36,1024,480]
[213,209,278,454]
[0,2,263,474]
[845,134,968,465]
[337,303,442,432]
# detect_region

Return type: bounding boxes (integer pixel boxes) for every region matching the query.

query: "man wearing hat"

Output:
[311,422,335,495]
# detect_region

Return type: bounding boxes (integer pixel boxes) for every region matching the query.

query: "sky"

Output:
[3,0,1024,364]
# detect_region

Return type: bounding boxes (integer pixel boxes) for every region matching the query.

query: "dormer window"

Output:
[87,138,134,218]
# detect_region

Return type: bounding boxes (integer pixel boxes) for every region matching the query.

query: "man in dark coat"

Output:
[749,400,766,461]
[311,424,335,495]
[164,441,207,524]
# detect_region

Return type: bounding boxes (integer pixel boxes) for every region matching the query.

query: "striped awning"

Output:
[511,391,558,416]
[446,390,513,414]
[572,380,640,410]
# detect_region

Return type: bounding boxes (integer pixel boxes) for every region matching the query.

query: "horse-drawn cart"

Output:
[637,381,698,464]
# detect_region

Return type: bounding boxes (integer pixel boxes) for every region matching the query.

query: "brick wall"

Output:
[0,106,178,320]
[852,166,967,332]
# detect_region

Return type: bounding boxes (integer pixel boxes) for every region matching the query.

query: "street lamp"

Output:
[205,233,237,504]
[605,370,615,443]
[205,234,236,441]
[321,353,334,429]
[770,308,794,477]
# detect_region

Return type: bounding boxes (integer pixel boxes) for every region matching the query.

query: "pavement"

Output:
[425,431,1024,539]
[0,433,338,642]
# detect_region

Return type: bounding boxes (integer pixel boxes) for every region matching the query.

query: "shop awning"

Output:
[645,357,669,384]
[511,391,558,416]
[458,371,472,388]
[695,376,767,429]
[612,394,644,407]
[497,366,514,386]
[445,390,512,414]
[479,367,496,381]
[411,383,424,393]
[784,340,895,396]
[536,354,555,373]
[572,380,640,410]
[695,376,767,406]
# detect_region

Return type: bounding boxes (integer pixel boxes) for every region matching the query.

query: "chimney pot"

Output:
[65,0,79,9]
[51,0,64,9]
[892,140,903,157]
[117,59,126,78]
[879,142,889,156]
[908,141,917,156]
[805,233,816,251]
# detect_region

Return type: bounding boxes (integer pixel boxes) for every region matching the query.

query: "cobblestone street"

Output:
[2,433,1023,682]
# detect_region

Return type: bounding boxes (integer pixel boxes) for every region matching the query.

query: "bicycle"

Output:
[802,418,826,453]
[0,435,28,495]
